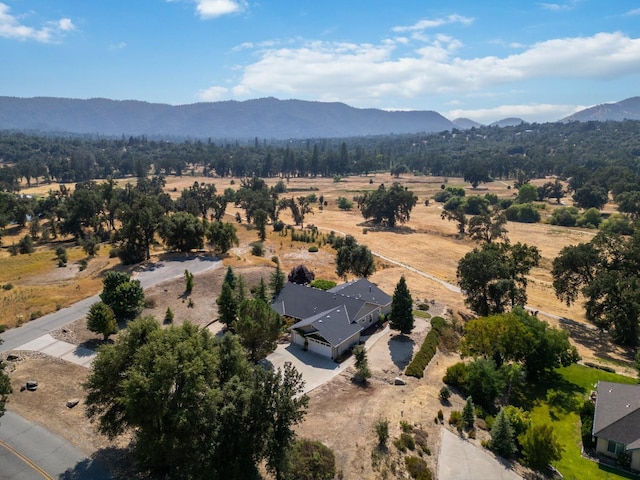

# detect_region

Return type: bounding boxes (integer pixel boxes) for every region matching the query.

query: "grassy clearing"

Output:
[412,310,431,319]
[525,364,637,480]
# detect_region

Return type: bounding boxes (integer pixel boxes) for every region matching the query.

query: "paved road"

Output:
[438,428,522,480]
[0,412,111,480]
[0,255,221,480]
[0,255,221,353]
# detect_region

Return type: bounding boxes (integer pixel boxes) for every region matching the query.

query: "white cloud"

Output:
[198,85,230,101]
[195,0,246,19]
[202,31,640,108]
[539,0,580,11]
[109,41,127,50]
[392,14,474,33]
[0,3,75,42]
[626,8,640,16]
[447,103,587,124]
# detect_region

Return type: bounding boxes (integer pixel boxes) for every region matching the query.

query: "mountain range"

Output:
[0,95,638,140]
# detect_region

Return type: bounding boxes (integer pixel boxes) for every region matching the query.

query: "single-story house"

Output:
[592,381,640,470]
[271,279,392,359]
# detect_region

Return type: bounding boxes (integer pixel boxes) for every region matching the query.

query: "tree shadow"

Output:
[558,317,634,366]
[59,446,136,480]
[387,334,415,370]
[512,371,584,412]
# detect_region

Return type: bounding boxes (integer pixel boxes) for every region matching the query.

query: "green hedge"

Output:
[405,317,447,378]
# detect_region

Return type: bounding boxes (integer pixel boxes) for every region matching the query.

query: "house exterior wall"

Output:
[291,330,306,348]
[631,450,640,471]
[596,437,611,457]
[335,331,362,358]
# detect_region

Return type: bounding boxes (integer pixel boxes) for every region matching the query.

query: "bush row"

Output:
[405,316,447,378]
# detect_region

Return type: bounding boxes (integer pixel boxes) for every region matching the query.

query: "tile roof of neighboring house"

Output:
[593,381,640,450]
[328,278,392,306]
[292,305,361,348]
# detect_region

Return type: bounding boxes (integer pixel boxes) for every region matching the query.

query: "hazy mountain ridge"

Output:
[0,96,455,139]
[1,96,639,139]
[562,97,640,122]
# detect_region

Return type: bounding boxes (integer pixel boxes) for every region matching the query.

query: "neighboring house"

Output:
[592,381,640,470]
[271,279,392,359]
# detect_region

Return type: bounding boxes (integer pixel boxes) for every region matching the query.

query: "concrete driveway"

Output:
[438,429,522,480]
[268,324,390,394]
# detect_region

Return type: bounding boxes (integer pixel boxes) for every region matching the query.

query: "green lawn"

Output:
[412,310,431,319]
[526,364,637,480]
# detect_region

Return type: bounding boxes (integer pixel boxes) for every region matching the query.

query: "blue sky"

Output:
[1,0,639,123]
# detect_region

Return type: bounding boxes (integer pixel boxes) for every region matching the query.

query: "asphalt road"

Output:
[0,255,221,480]
[0,255,221,353]
[0,412,111,480]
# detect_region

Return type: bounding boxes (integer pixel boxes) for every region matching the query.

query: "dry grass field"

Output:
[4,173,634,479]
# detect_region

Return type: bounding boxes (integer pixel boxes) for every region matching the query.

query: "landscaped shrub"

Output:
[439,386,451,403]
[405,316,447,378]
[443,361,468,391]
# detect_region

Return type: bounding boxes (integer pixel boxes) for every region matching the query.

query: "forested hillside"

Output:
[1,120,639,191]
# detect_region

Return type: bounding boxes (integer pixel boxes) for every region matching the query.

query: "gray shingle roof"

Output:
[291,305,362,347]
[593,381,640,449]
[272,282,376,322]
[328,278,392,307]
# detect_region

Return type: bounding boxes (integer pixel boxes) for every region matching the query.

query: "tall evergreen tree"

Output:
[389,276,414,334]
[270,264,285,297]
[223,266,236,290]
[217,282,237,329]
[462,396,475,431]
[489,408,517,458]
[255,277,268,303]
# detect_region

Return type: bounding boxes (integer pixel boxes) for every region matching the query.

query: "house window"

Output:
[607,440,625,456]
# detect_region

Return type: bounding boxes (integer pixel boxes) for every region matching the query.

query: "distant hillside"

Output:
[562,97,640,122]
[452,118,483,129]
[0,96,456,139]
[490,117,526,128]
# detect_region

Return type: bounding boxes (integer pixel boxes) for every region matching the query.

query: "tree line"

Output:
[2,119,640,190]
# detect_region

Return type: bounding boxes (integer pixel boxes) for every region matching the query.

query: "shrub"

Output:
[109,247,120,258]
[400,420,414,433]
[505,203,540,223]
[448,411,462,428]
[184,269,194,292]
[405,317,447,378]
[18,234,34,254]
[289,439,336,480]
[250,241,264,256]
[439,386,451,403]
[337,196,353,210]
[2,283,13,290]
[549,206,579,226]
[55,246,68,266]
[394,432,415,452]
[437,409,444,422]
[374,418,390,447]
[405,456,432,480]
[272,220,285,232]
[308,245,319,252]
[270,255,280,264]
[164,307,174,324]
[144,298,157,309]
[443,361,468,391]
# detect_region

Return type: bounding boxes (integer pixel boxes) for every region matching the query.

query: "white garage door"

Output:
[307,337,332,358]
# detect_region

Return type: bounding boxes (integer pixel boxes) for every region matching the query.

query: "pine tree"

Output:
[217,282,237,329]
[270,264,285,296]
[86,302,117,341]
[389,276,414,334]
[224,266,236,289]
[489,408,516,458]
[462,396,475,431]
[255,277,268,303]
